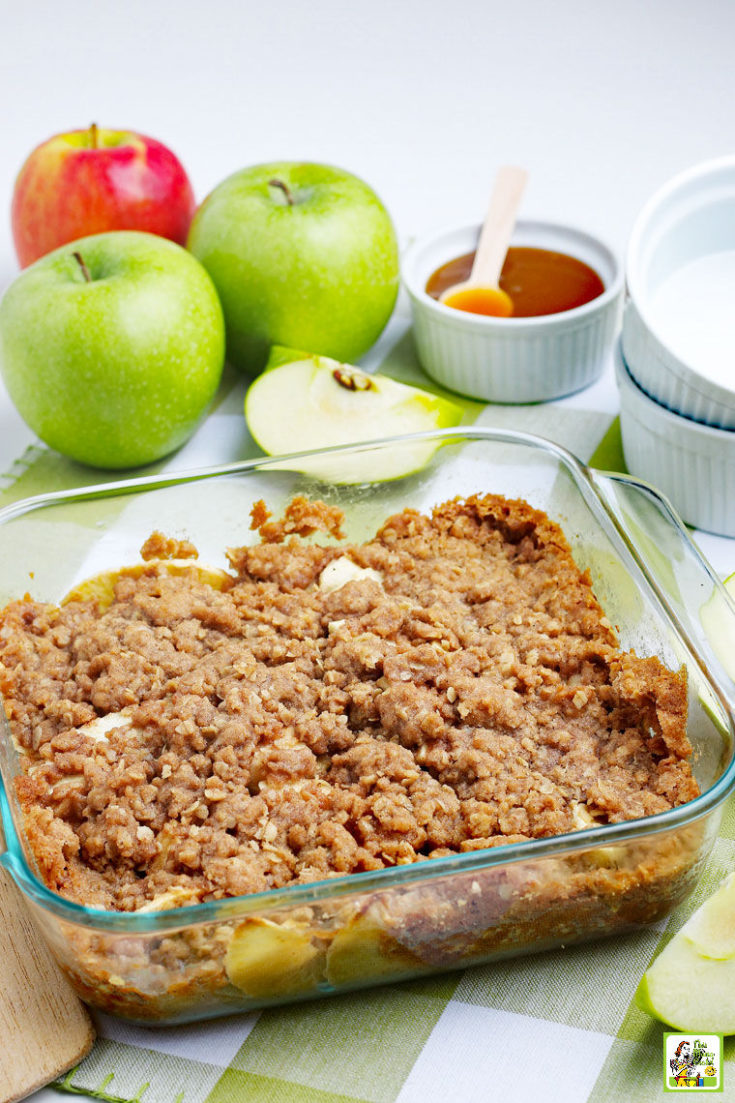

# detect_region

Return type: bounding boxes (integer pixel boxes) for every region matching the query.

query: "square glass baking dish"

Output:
[1,427,734,1025]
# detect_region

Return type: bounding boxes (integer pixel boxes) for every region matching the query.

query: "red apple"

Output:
[12,124,196,267]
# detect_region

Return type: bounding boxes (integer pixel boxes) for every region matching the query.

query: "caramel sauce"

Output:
[426,247,605,318]
[441,285,513,318]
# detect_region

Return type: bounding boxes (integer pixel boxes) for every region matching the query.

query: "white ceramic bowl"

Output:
[402,220,623,404]
[624,155,735,428]
[616,341,735,537]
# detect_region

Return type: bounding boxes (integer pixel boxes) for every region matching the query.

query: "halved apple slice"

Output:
[244,346,463,484]
[225,917,326,999]
[636,872,735,1032]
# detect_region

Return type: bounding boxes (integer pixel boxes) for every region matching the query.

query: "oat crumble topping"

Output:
[0,494,696,912]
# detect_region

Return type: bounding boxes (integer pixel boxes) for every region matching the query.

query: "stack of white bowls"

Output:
[618,156,735,537]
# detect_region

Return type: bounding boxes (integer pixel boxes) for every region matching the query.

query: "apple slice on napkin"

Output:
[244,346,462,483]
[636,872,735,1032]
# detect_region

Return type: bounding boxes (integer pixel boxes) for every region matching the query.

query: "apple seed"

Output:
[332,366,373,391]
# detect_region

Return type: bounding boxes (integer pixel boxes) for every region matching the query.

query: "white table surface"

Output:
[1,1,734,1099]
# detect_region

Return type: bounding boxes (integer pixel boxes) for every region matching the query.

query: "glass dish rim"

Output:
[1,425,733,933]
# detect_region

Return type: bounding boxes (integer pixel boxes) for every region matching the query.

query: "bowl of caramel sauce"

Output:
[402,221,623,403]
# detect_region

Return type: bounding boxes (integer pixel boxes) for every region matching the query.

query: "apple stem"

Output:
[333,367,373,392]
[73,251,92,283]
[88,122,99,149]
[268,178,294,206]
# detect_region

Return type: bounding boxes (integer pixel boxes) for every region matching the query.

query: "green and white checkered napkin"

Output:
[5,328,735,1103]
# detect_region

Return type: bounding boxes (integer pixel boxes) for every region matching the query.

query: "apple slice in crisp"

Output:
[244,346,463,484]
[325,911,421,986]
[225,917,326,998]
[63,561,231,612]
[636,872,735,1032]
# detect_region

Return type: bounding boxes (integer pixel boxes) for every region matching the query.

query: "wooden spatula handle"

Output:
[470,165,528,287]
[0,868,94,1103]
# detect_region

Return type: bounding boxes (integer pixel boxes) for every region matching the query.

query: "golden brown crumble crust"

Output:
[0,494,696,913]
[140,532,199,562]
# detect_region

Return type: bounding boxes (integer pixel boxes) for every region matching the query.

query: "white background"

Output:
[1,0,734,472]
[1,3,734,1097]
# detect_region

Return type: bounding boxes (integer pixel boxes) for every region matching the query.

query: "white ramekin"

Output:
[402,220,623,404]
[616,341,735,537]
[624,155,735,428]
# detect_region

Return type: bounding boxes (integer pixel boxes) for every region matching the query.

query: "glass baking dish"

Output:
[1,427,734,1025]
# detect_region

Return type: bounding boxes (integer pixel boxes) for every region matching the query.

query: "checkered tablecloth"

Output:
[6,322,735,1103]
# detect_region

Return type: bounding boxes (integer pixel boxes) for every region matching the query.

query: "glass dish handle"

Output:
[589,469,735,708]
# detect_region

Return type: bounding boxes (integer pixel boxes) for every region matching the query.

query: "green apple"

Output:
[0,231,225,469]
[187,162,399,374]
[636,872,735,1032]
[244,346,463,483]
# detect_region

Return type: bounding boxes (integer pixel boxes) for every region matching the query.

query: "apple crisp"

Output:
[1,493,697,917]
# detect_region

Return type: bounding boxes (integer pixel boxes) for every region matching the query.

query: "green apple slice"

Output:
[244,346,463,484]
[637,942,735,1033]
[636,873,735,1031]
[681,871,735,959]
